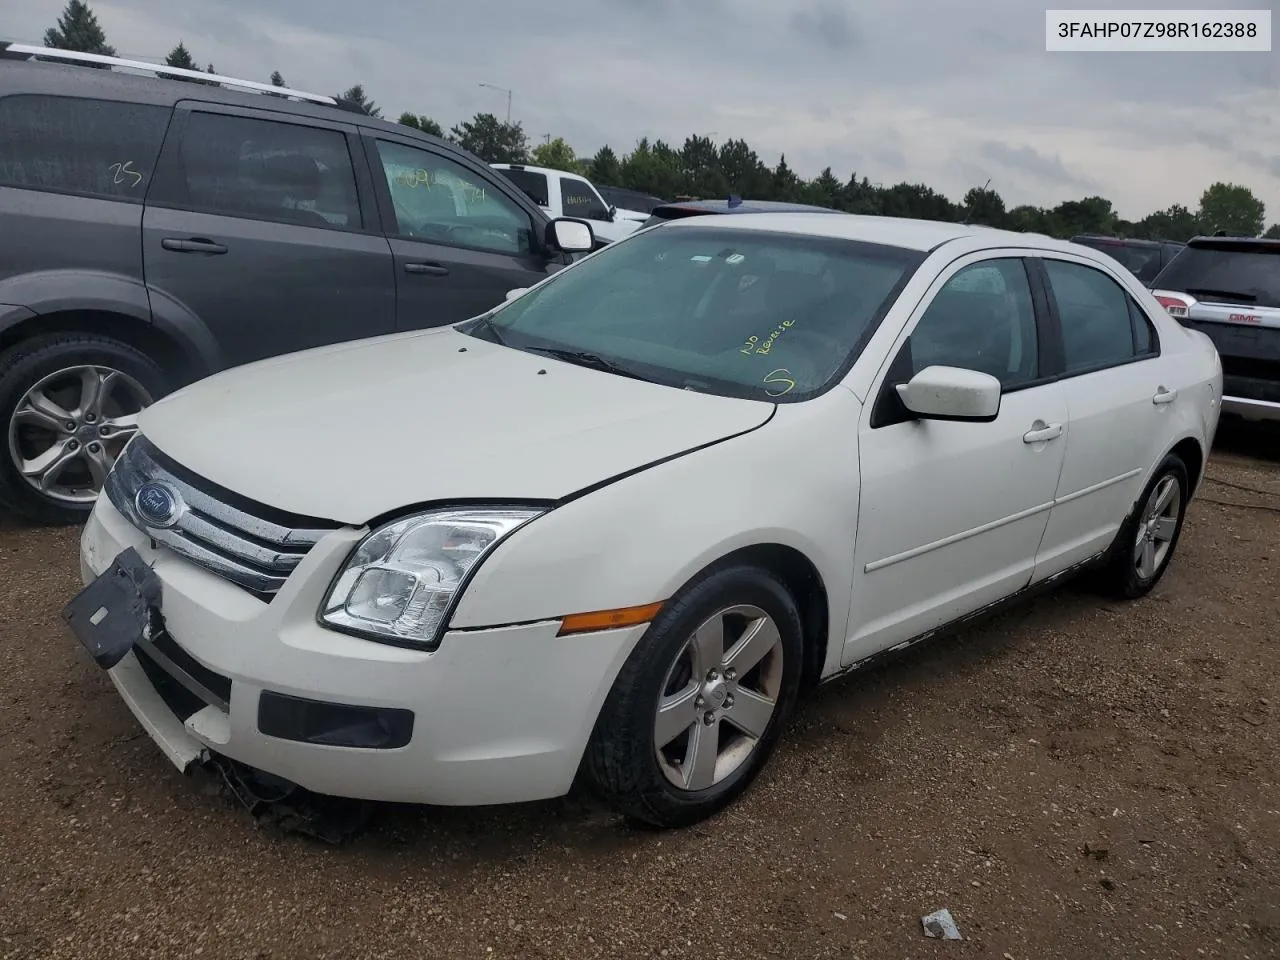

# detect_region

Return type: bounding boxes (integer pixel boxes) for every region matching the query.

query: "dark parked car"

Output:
[596,185,667,215]
[1150,235,1280,422]
[1069,234,1184,285]
[0,43,591,524]
[641,198,844,228]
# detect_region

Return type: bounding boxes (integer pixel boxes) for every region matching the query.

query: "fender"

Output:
[0,268,150,320]
[0,268,220,379]
[450,391,862,680]
[0,303,36,337]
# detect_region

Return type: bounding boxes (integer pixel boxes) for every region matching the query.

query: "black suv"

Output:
[1150,236,1280,423]
[0,44,591,524]
[1069,235,1185,285]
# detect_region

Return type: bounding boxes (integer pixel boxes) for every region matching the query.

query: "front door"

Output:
[364,136,557,330]
[845,255,1068,664]
[143,104,396,370]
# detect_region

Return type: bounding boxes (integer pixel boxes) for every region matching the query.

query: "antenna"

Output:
[962,178,993,226]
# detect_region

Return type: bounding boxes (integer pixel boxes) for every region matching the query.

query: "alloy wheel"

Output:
[7,365,151,505]
[1133,474,1181,580]
[653,604,785,791]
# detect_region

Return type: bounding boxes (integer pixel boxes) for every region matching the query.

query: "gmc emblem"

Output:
[1228,313,1261,324]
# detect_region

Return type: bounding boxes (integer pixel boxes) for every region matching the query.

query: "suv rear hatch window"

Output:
[1154,241,1280,310]
[496,168,549,207]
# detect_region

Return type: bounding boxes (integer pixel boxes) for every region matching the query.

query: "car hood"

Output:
[136,327,773,525]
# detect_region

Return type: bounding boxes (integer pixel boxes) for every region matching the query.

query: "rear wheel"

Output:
[0,333,165,525]
[1095,453,1189,599]
[583,565,804,828]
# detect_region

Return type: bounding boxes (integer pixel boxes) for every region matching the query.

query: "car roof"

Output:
[1072,234,1181,249]
[662,212,1066,252]
[652,199,843,216]
[1185,235,1280,250]
[0,56,456,147]
[492,163,582,178]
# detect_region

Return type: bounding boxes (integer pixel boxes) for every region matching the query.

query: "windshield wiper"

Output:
[527,347,657,383]
[468,313,508,345]
[1184,287,1258,303]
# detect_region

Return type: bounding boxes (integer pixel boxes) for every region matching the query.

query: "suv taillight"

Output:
[1153,292,1192,318]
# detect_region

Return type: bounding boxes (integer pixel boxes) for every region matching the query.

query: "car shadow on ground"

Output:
[1213,416,1280,464]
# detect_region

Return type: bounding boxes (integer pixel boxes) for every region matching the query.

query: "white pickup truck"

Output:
[492,163,644,247]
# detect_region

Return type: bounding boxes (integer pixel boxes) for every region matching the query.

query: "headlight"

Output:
[319,507,541,649]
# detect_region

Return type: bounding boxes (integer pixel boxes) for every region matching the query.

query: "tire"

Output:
[1094,453,1190,600]
[0,332,167,526]
[583,565,805,828]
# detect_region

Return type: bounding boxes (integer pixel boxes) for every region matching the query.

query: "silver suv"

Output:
[0,44,591,524]
[1151,236,1280,422]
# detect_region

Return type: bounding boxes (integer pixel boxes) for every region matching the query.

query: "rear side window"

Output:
[0,94,171,202]
[1152,244,1280,308]
[498,169,549,206]
[1045,260,1147,373]
[161,112,362,229]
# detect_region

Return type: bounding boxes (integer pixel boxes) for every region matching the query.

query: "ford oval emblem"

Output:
[134,481,183,529]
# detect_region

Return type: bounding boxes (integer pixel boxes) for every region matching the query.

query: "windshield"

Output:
[469,225,925,402]
[1153,244,1280,307]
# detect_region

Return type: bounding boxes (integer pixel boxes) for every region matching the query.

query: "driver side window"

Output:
[906,258,1039,389]
[373,140,534,254]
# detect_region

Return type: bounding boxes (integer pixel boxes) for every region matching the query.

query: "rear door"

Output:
[363,134,559,329]
[0,92,172,314]
[143,102,396,369]
[1030,255,1170,580]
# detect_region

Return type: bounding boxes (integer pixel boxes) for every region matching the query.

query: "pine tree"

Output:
[164,42,196,70]
[43,0,116,54]
[270,70,286,87]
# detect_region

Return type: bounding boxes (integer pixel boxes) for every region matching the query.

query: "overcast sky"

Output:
[9,0,1279,221]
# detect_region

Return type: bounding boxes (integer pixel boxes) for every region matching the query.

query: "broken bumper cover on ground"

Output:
[72,496,643,806]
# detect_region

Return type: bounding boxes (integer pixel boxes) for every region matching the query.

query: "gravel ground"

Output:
[1,422,1278,960]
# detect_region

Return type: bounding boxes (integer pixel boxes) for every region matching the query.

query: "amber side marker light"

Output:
[557,601,665,636]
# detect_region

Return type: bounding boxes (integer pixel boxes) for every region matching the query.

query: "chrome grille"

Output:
[104,437,340,599]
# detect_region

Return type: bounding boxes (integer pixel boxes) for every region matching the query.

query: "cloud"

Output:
[978,142,1100,192]
[7,0,1278,221]
[789,3,858,52]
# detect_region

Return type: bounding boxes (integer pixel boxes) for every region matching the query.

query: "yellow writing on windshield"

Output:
[740,319,794,356]
[763,368,796,397]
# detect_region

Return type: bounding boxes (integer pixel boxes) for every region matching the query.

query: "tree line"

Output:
[39,0,1280,241]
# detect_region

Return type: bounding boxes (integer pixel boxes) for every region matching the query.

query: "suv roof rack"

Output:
[0,41,337,107]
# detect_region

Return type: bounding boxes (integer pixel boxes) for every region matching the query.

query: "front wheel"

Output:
[583,565,804,828]
[0,333,166,525]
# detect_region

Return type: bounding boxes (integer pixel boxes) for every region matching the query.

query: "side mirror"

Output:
[895,365,1001,422]
[608,204,618,222]
[504,287,527,301]
[546,218,594,254]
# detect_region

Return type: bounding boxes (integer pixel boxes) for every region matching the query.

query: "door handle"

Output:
[161,237,227,254]
[1152,386,1177,405]
[404,261,449,276]
[1023,420,1063,444]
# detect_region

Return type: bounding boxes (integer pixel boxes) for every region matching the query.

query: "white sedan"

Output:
[65,214,1222,828]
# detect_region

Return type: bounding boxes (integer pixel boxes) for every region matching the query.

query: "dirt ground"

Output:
[1,421,1278,960]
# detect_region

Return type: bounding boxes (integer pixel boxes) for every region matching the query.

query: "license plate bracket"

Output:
[61,547,162,670]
